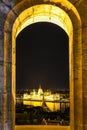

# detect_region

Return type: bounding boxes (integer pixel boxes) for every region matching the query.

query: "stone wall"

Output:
[0,0,87,130]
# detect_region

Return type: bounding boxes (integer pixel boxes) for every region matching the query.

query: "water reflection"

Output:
[23,100,69,111]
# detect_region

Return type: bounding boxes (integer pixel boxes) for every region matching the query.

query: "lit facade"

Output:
[23,86,60,101]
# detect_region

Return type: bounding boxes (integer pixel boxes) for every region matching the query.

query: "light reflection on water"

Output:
[23,100,69,111]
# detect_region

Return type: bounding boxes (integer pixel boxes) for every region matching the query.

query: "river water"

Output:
[22,100,70,111]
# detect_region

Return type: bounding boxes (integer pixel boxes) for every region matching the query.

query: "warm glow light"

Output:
[8,1,81,129]
[12,5,73,106]
[22,86,69,112]
[14,4,73,37]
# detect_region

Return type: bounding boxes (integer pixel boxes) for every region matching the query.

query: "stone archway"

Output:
[4,0,83,130]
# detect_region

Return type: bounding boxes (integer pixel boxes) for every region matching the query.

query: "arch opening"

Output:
[12,4,72,129]
[16,21,69,125]
[4,1,83,130]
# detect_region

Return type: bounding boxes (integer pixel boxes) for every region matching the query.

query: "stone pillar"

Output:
[0,62,4,130]
[4,29,15,130]
[73,28,83,130]
[82,26,87,130]
[0,6,5,130]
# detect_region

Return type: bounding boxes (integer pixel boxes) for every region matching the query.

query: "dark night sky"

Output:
[16,22,69,91]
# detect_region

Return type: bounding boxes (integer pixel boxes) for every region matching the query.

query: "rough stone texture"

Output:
[69,0,84,6]
[82,26,87,130]
[4,32,12,63]
[0,2,10,14]
[0,43,3,62]
[0,0,87,130]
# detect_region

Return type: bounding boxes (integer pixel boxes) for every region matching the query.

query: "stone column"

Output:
[82,26,87,130]
[73,28,83,130]
[0,48,4,130]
